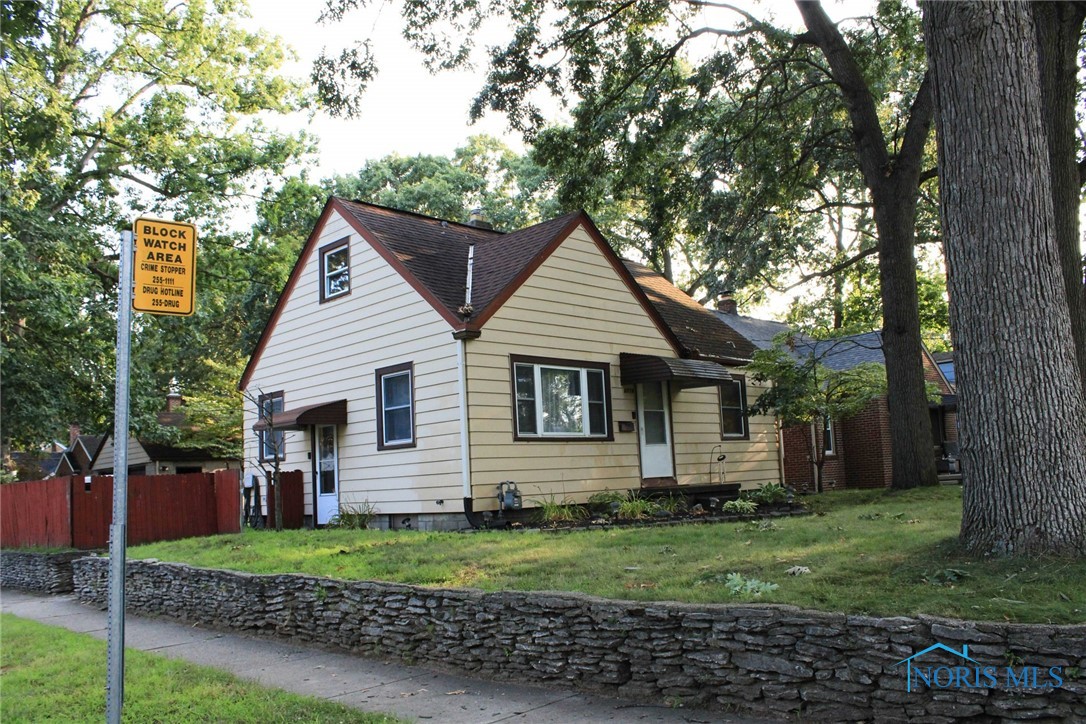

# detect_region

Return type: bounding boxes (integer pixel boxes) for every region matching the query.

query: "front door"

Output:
[637,381,674,479]
[315,424,339,525]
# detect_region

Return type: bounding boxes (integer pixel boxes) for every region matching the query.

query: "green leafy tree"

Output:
[1,0,311,448]
[331,135,559,230]
[748,339,887,493]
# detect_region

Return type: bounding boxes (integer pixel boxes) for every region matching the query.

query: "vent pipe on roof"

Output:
[459,244,475,319]
[466,208,493,230]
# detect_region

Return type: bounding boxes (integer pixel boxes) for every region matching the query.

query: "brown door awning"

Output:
[252,399,347,431]
[619,353,732,389]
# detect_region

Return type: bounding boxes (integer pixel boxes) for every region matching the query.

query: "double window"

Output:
[512,356,611,440]
[258,391,285,460]
[376,362,415,449]
[319,239,350,302]
[719,376,749,439]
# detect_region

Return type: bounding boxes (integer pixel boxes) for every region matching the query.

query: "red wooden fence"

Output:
[1,470,242,549]
[0,477,72,548]
[265,470,305,529]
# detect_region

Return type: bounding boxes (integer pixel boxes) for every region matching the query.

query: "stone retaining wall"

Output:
[71,557,1085,722]
[1,550,86,593]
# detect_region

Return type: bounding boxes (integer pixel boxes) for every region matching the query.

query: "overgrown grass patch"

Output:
[0,614,403,723]
[130,487,1086,624]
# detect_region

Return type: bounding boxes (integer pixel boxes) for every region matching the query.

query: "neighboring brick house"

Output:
[713,306,957,491]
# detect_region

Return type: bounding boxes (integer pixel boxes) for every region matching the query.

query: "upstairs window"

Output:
[512,356,610,440]
[320,239,350,302]
[376,362,415,450]
[258,391,285,460]
[719,377,749,439]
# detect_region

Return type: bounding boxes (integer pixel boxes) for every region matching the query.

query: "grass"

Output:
[128,487,1086,624]
[0,615,404,723]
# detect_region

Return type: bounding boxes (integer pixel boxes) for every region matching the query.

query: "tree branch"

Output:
[893,72,935,182]
[795,0,890,191]
[763,244,880,293]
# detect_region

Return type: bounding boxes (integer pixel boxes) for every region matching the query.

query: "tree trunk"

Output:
[872,190,940,490]
[797,0,939,490]
[1032,2,1086,395]
[924,1,1086,555]
[273,462,283,532]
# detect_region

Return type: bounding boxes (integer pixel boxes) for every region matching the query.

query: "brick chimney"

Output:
[466,208,493,230]
[717,291,738,315]
[69,424,81,447]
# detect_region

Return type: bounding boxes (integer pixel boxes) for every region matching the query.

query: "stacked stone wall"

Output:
[71,557,1085,722]
[0,550,86,593]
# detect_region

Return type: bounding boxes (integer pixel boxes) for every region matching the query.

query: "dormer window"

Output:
[320,239,350,302]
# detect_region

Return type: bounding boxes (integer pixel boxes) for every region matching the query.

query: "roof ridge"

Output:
[334,196,506,236]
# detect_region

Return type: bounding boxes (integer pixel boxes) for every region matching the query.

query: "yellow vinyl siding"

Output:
[242,210,462,517]
[466,224,780,510]
[670,379,780,486]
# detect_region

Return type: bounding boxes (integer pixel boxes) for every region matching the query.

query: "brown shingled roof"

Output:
[240,198,685,389]
[336,198,584,326]
[622,259,757,364]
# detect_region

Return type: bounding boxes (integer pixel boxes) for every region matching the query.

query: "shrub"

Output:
[533,496,589,523]
[654,493,688,515]
[724,572,779,597]
[744,482,791,506]
[615,494,659,520]
[721,499,758,515]
[587,490,627,514]
[326,501,378,529]
[694,571,779,597]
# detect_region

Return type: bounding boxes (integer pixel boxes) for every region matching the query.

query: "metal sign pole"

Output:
[106,229,134,724]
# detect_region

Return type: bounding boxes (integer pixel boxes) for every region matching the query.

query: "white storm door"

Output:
[315,424,339,525]
[637,381,674,479]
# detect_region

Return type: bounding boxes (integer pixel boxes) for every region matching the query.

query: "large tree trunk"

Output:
[924,2,1086,555]
[1033,2,1086,395]
[797,0,939,490]
[872,190,940,490]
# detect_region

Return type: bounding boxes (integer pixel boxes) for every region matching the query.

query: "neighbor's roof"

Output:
[139,442,231,463]
[622,260,757,364]
[713,310,791,351]
[795,331,886,371]
[241,198,687,388]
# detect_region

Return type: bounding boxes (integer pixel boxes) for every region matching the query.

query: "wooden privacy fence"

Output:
[1,471,241,550]
[262,470,305,530]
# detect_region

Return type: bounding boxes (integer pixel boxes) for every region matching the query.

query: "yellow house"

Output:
[240,198,781,529]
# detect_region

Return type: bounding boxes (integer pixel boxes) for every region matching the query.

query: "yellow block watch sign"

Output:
[133,218,197,316]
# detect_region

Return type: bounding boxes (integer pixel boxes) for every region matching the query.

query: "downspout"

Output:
[459,245,475,524]
[458,338,471,499]
[809,422,819,493]
[776,419,785,485]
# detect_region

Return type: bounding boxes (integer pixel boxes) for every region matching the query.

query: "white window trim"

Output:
[320,241,350,301]
[823,416,836,457]
[514,361,609,439]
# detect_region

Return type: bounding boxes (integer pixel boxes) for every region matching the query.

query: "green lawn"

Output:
[130,487,1086,624]
[0,615,404,723]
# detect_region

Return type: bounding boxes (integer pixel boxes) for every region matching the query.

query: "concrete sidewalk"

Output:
[2,589,756,723]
